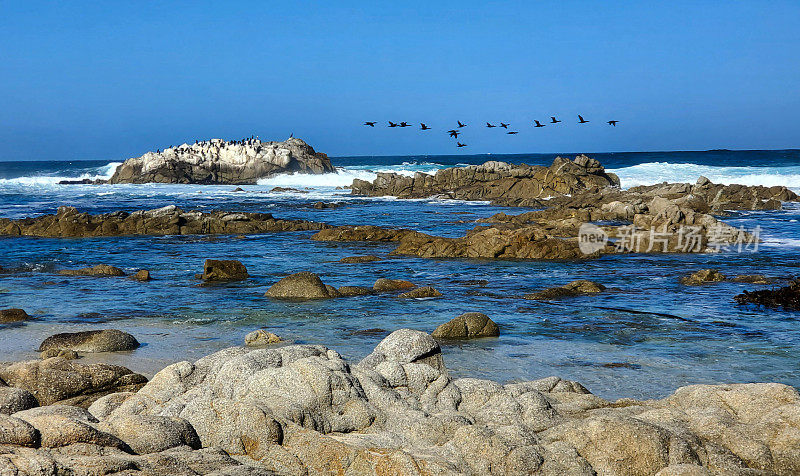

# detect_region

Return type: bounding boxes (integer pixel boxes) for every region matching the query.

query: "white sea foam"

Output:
[0,162,122,186]
[256,163,445,188]
[607,162,800,191]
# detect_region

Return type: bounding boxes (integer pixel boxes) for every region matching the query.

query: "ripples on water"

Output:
[0,151,798,399]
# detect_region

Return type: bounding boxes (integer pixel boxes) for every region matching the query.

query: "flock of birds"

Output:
[363,115,619,147]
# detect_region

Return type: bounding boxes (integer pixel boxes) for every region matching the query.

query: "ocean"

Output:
[1,149,799,400]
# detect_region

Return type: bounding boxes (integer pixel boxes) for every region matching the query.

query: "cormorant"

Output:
[420,123,431,130]
[457,121,467,128]
[550,116,561,124]
[534,120,545,128]
[607,120,619,126]
[399,122,411,127]
[448,130,460,138]
[388,121,399,127]
[507,131,519,135]
[486,122,496,128]
[578,115,589,124]
[364,122,376,127]
[500,122,509,129]
[457,142,467,147]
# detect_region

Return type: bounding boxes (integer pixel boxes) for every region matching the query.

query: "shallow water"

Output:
[1,150,799,400]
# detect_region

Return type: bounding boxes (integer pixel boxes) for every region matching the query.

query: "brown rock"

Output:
[337,286,376,297]
[681,269,726,286]
[201,259,248,281]
[373,278,417,292]
[264,272,332,300]
[525,280,606,300]
[339,255,382,264]
[0,308,30,323]
[397,286,443,299]
[432,312,499,339]
[40,349,79,360]
[38,329,140,353]
[58,264,125,277]
[244,329,282,346]
[131,269,151,281]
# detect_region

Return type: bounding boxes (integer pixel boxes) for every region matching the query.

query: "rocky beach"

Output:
[2,143,800,475]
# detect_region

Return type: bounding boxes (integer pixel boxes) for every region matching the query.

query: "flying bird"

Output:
[578,115,589,124]
[550,116,561,124]
[607,120,619,126]
[364,122,376,127]
[388,121,398,127]
[486,122,496,128]
[534,120,546,128]
[507,131,519,135]
[499,122,509,129]
[420,123,431,130]
[457,142,467,147]
[399,122,411,127]
[457,121,467,128]
[448,129,460,138]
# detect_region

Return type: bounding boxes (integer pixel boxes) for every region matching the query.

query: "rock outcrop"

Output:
[109,137,334,184]
[200,259,249,281]
[431,312,499,339]
[244,329,283,347]
[38,330,140,353]
[0,357,147,407]
[734,278,800,310]
[2,331,784,475]
[264,271,333,300]
[525,280,607,300]
[0,309,30,323]
[0,205,328,238]
[58,264,126,277]
[351,155,621,204]
[681,269,726,286]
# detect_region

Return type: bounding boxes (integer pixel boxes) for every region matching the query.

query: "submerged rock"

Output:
[38,329,140,353]
[397,286,443,298]
[338,255,382,264]
[58,264,125,277]
[0,205,327,238]
[131,269,152,281]
[109,137,334,184]
[264,271,332,300]
[681,269,726,286]
[734,278,800,310]
[201,259,249,281]
[337,285,376,297]
[244,329,282,346]
[525,280,607,300]
[732,274,773,284]
[432,312,499,339]
[373,278,417,292]
[0,308,30,323]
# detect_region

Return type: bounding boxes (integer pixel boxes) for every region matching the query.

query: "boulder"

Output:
[735,278,800,310]
[373,278,417,292]
[432,312,499,339]
[337,286,376,297]
[525,280,607,300]
[0,414,39,447]
[38,329,140,353]
[244,329,282,346]
[0,387,38,415]
[13,406,131,450]
[339,255,382,264]
[58,264,125,277]
[131,269,152,281]
[681,269,726,286]
[397,286,443,298]
[40,349,79,360]
[109,137,334,184]
[0,308,30,323]
[731,274,773,284]
[0,358,147,407]
[101,414,201,454]
[202,259,249,281]
[264,272,332,300]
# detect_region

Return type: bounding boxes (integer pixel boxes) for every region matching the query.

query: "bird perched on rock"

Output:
[364,121,376,127]
[420,123,431,130]
[578,115,589,124]
[608,120,619,126]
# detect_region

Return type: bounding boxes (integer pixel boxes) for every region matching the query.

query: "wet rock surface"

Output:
[681,269,726,286]
[58,264,126,277]
[0,309,30,323]
[201,259,249,281]
[431,312,499,339]
[264,271,333,300]
[38,329,140,353]
[2,332,795,475]
[0,205,327,238]
[109,137,334,184]
[735,278,800,310]
[525,280,607,300]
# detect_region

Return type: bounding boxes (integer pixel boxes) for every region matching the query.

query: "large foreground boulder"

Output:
[38,329,140,353]
[109,137,334,184]
[0,357,147,407]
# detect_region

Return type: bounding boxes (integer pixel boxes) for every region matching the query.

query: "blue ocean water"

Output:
[1,149,799,399]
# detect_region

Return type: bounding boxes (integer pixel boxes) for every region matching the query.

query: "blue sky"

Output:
[1,1,798,161]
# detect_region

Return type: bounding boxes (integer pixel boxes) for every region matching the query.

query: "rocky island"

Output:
[108,137,334,184]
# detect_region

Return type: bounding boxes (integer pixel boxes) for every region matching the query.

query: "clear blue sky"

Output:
[1,1,798,161]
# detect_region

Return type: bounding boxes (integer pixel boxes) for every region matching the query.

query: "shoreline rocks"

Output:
[58,264,125,277]
[200,259,248,281]
[38,330,140,353]
[0,309,30,323]
[397,285,443,298]
[0,330,790,474]
[109,137,334,184]
[525,280,607,300]
[680,269,726,286]
[264,271,332,300]
[244,329,283,347]
[0,205,328,238]
[432,312,499,339]
[735,278,800,310]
